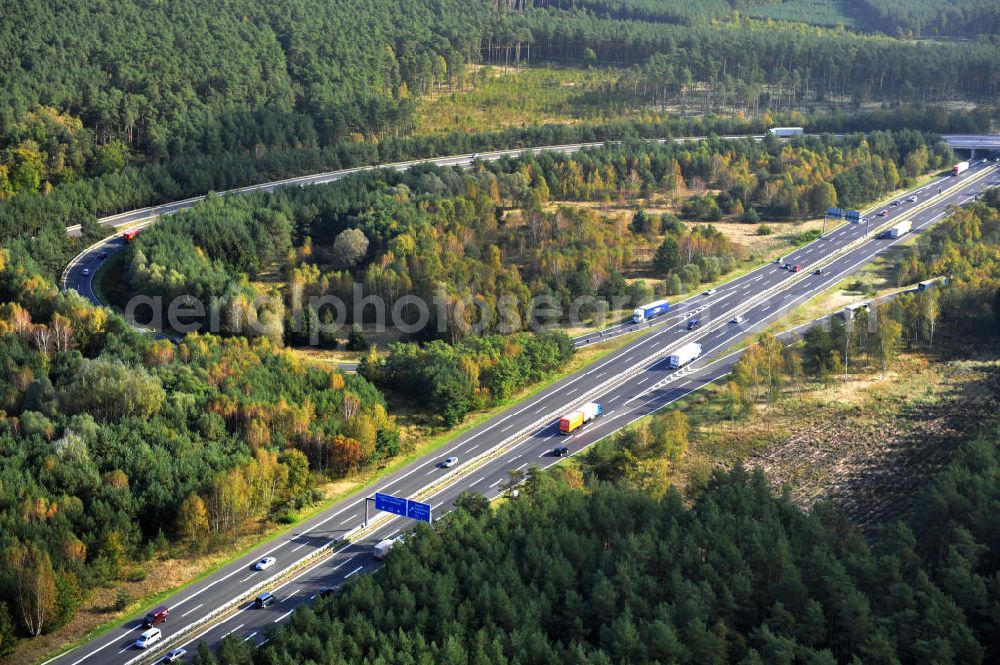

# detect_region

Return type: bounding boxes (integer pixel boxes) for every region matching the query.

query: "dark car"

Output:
[814,268,824,275]
[553,445,570,457]
[98,252,108,259]
[317,587,336,598]
[255,592,276,608]
[142,605,169,628]
[686,318,700,330]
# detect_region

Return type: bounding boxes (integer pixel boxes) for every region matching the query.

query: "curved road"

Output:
[49,147,999,665]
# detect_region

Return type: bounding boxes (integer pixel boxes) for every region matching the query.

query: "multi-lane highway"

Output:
[48,147,998,665]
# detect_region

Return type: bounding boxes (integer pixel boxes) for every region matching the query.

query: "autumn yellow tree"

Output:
[176,493,210,548]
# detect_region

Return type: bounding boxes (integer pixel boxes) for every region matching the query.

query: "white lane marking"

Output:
[331,556,357,572]
[489,478,503,488]
[62,167,991,665]
[273,611,293,624]
[239,574,254,583]
[344,566,364,579]
[244,631,258,642]
[677,380,692,388]
[432,502,443,510]
[467,444,479,452]
[222,623,245,639]
[500,424,513,432]
[515,463,528,472]
[339,515,356,526]
[290,542,307,552]
[636,376,650,385]
[426,467,439,475]
[180,603,204,618]
[471,476,485,486]
[282,589,299,602]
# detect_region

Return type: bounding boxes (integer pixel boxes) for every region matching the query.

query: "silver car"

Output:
[254,556,276,571]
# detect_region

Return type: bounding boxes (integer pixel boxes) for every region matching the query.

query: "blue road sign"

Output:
[374,493,433,523]
[406,500,432,523]
[826,207,843,219]
[845,209,861,221]
[374,492,407,517]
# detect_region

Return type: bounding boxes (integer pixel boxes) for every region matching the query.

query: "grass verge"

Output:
[31,326,649,665]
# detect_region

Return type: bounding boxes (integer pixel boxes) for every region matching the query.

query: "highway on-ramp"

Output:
[48,149,998,665]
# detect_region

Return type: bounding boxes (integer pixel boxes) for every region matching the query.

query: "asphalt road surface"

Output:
[48,153,998,665]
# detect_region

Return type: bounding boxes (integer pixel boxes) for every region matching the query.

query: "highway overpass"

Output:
[943,135,1000,158]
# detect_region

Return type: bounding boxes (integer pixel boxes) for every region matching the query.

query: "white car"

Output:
[164,648,188,662]
[135,628,161,649]
[82,268,91,276]
[730,315,745,325]
[441,456,459,468]
[907,195,917,202]
[254,556,276,571]
[703,288,717,295]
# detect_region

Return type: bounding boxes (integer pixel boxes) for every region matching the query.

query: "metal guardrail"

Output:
[74,160,996,665]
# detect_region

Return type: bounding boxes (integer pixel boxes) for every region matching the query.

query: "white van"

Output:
[135,627,161,649]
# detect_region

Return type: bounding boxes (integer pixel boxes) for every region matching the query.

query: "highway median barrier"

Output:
[69,160,996,665]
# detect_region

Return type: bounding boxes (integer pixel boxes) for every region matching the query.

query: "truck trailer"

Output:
[559,402,602,435]
[918,276,949,291]
[667,342,702,369]
[767,127,804,138]
[373,539,396,561]
[888,220,912,239]
[632,299,670,323]
[953,161,970,176]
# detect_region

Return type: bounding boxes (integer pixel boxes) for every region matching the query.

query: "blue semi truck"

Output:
[632,299,670,323]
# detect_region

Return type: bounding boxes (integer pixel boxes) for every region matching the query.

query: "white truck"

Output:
[952,161,969,176]
[888,220,912,239]
[666,342,702,369]
[373,539,396,561]
[767,127,804,138]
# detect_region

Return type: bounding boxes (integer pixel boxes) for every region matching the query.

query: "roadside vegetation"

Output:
[588,188,1000,504]
[0,246,395,653]
[2,0,1000,660]
[119,132,952,349]
[190,186,1000,665]
[200,409,1000,664]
